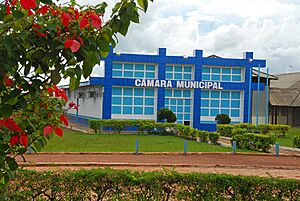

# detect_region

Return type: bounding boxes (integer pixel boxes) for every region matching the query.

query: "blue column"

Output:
[156,48,167,117]
[256,64,261,126]
[193,50,203,129]
[265,68,269,124]
[243,52,254,123]
[102,49,114,119]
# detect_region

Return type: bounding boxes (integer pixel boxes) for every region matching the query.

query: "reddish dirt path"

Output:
[17,153,300,180]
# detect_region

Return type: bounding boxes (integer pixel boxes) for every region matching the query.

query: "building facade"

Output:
[65,48,267,131]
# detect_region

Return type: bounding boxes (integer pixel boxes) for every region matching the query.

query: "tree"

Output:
[157,108,177,123]
[215,114,231,124]
[0,0,152,184]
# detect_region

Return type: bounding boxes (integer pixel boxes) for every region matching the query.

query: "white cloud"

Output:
[61,0,300,77]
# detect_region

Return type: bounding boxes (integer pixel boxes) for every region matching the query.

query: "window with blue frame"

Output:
[112,87,156,116]
[200,90,242,119]
[165,65,193,80]
[165,89,192,125]
[202,66,243,82]
[112,62,157,79]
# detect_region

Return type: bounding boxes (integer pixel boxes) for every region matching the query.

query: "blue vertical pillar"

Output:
[256,64,261,126]
[157,48,167,116]
[244,52,254,123]
[265,68,269,124]
[102,49,114,119]
[193,50,203,129]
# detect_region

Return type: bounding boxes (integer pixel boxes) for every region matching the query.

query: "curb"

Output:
[25,152,300,157]
[19,162,300,170]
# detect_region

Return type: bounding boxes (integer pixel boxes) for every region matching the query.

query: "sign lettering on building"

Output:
[134,79,223,90]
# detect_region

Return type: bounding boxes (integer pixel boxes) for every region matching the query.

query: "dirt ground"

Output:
[17,153,300,180]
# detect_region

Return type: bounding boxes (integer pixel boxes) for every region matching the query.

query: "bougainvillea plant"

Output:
[0,0,152,184]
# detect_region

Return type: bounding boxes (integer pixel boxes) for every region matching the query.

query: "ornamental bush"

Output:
[0,0,152,183]
[1,169,299,200]
[231,133,276,152]
[215,114,231,124]
[293,136,300,148]
[258,124,273,134]
[217,124,234,137]
[273,124,291,136]
[198,130,208,142]
[208,132,220,144]
[157,108,177,123]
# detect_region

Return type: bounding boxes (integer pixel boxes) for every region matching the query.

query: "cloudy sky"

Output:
[77,0,300,76]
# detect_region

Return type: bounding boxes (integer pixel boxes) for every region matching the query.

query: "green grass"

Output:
[41,129,249,152]
[276,127,300,147]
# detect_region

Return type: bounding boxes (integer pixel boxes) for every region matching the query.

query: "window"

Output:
[112,62,157,79]
[112,87,156,116]
[202,66,244,82]
[165,89,192,125]
[89,92,96,98]
[201,90,242,119]
[281,108,287,116]
[78,92,85,98]
[165,65,193,80]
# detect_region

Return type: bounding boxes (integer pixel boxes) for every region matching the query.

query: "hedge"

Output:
[1,169,299,200]
[231,133,276,152]
[217,124,234,137]
[293,136,300,148]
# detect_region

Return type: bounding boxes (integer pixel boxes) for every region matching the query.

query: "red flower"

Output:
[80,17,89,29]
[20,0,37,10]
[76,35,84,45]
[64,39,81,53]
[3,75,13,87]
[89,13,102,29]
[60,115,69,126]
[11,0,17,6]
[3,119,22,133]
[74,105,79,110]
[61,13,72,27]
[47,87,54,94]
[19,133,28,147]
[27,9,34,16]
[68,101,76,108]
[10,136,19,146]
[6,5,12,15]
[36,5,49,15]
[43,125,53,136]
[55,127,63,137]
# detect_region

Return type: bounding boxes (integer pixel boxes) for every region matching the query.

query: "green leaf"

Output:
[33,141,42,152]
[12,10,25,19]
[69,77,76,90]
[24,64,31,76]
[137,0,148,12]
[66,68,76,77]
[40,0,53,5]
[119,13,130,36]
[51,69,61,84]
[7,158,18,171]
[7,96,18,105]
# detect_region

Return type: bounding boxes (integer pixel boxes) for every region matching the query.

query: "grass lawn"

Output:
[276,127,300,147]
[41,129,248,153]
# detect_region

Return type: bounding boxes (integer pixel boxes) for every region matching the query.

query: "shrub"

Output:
[257,124,273,134]
[293,136,300,148]
[215,114,231,124]
[136,120,156,134]
[232,128,247,136]
[273,124,291,136]
[231,133,276,152]
[190,129,198,140]
[2,169,299,200]
[89,120,100,133]
[217,124,234,137]
[157,108,177,123]
[198,131,208,142]
[234,123,257,132]
[209,132,219,144]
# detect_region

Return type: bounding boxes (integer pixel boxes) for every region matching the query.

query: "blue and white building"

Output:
[65,48,269,131]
